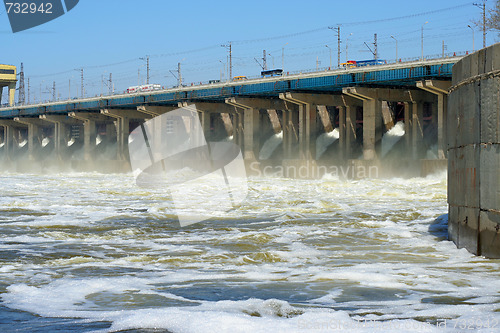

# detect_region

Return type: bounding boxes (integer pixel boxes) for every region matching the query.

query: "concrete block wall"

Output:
[448,43,500,257]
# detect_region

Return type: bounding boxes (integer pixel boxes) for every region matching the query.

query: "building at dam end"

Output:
[0,64,16,107]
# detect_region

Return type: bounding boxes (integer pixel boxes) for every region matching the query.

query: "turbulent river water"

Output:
[0,171,499,332]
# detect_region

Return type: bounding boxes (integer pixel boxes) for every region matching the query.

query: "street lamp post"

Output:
[282,43,288,70]
[468,25,475,52]
[268,53,275,69]
[346,33,353,63]
[325,45,332,68]
[421,21,428,61]
[219,60,226,81]
[390,35,398,62]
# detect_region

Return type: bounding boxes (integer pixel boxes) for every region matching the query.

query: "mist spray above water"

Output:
[316,128,340,159]
[381,121,405,158]
[259,131,283,160]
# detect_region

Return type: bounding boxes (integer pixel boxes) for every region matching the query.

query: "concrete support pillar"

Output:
[69,112,110,162]
[243,108,260,161]
[1,125,11,159]
[102,109,151,161]
[281,108,299,159]
[106,123,117,144]
[13,117,46,160]
[8,83,16,106]
[221,113,234,137]
[84,119,97,161]
[103,114,128,161]
[225,98,288,157]
[317,105,334,133]
[0,120,25,161]
[279,93,319,160]
[362,99,383,160]
[342,88,384,160]
[417,80,451,159]
[344,103,358,160]
[39,115,79,160]
[234,111,244,148]
[200,112,211,141]
[224,98,260,162]
[381,101,395,130]
[267,109,282,134]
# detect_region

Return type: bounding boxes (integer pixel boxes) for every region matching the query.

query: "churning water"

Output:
[0,171,499,332]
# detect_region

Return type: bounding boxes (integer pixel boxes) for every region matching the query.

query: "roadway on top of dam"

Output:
[0,56,461,118]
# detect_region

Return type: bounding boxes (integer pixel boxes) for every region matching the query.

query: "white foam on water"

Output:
[316,128,339,159]
[67,138,75,147]
[1,173,500,332]
[381,121,405,157]
[259,131,283,160]
[3,279,447,333]
[96,134,102,145]
[0,142,4,148]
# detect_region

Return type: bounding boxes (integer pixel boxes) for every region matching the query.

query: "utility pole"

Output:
[52,81,56,102]
[109,73,113,95]
[178,62,182,87]
[328,26,341,67]
[474,1,487,48]
[263,50,267,71]
[146,56,150,84]
[27,77,30,104]
[374,33,378,60]
[68,79,71,100]
[221,42,232,80]
[391,35,398,61]
[18,62,25,105]
[80,68,84,98]
[421,21,428,61]
[337,26,341,66]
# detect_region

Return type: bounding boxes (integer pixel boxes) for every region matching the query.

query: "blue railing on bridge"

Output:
[0,57,458,119]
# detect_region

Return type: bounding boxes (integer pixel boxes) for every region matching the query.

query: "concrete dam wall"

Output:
[448,43,500,258]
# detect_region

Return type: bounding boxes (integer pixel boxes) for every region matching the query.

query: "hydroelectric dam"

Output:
[0,57,457,177]
[5,51,500,258]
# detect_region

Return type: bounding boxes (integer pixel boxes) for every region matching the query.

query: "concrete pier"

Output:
[448,43,500,258]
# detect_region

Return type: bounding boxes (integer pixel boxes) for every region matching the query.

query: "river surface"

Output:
[0,171,499,332]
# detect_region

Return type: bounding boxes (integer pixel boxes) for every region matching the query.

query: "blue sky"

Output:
[0,0,496,103]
